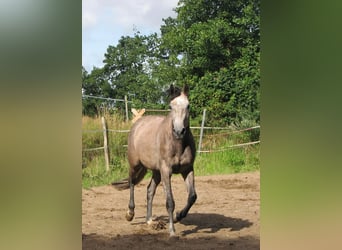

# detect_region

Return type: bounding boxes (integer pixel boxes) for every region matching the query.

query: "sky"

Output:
[82,0,179,72]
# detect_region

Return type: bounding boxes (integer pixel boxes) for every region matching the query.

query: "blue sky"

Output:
[82,0,179,72]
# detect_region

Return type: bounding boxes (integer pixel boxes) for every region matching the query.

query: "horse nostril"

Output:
[172,126,186,138]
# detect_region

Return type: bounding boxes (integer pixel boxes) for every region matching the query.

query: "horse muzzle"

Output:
[172,127,186,139]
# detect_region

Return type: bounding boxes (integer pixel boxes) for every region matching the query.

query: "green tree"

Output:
[82,0,260,125]
[82,66,114,116]
[102,32,169,108]
[160,0,260,126]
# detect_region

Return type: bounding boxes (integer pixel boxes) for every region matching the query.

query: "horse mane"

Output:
[166,84,182,101]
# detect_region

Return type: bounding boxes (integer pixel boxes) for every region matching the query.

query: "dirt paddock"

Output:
[82,171,260,249]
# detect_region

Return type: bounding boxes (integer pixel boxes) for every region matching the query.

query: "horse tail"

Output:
[131,163,148,185]
[112,164,147,190]
[112,178,129,190]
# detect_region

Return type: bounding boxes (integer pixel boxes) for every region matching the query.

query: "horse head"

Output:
[169,84,190,139]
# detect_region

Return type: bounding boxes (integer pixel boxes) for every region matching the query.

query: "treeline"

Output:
[82,0,260,126]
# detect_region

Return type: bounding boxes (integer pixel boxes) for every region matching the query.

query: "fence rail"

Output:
[82,146,105,152]
[82,95,132,103]
[82,94,131,121]
[197,140,260,153]
[82,126,260,135]
[190,125,260,131]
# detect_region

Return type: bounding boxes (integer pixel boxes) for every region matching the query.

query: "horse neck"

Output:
[164,112,174,137]
[164,112,186,148]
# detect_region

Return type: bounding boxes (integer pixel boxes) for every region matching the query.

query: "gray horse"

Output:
[113,85,197,236]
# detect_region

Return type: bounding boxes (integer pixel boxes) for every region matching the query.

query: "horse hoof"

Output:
[175,211,182,222]
[146,219,153,225]
[169,232,178,239]
[125,211,134,221]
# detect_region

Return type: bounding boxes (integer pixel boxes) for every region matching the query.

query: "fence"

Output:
[82,95,132,122]
[82,110,260,170]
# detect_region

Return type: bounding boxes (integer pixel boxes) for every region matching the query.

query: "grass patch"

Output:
[82,155,129,189]
[195,144,260,176]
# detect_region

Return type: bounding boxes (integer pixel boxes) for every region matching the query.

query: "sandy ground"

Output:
[82,171,260,249]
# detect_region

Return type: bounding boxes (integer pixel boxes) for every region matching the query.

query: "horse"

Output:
[112,84,197,236]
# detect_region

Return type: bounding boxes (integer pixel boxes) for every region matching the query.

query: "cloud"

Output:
[82,0,179,70]
[83,0,178,32]
[82,11,97,29]
[82,0,106,29]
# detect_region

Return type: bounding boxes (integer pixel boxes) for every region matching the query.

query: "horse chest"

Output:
[170,146,193,173]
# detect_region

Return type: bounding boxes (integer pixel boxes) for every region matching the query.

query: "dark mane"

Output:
[166,84,182,101]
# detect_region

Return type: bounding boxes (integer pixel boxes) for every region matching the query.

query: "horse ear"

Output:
[183,84,189,96]
[169,84,175,95]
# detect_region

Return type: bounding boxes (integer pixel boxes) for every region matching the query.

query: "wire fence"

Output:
[82,96,260,171]
[197,140,260,153]
[82,94,131,122]
[82,117,260,155]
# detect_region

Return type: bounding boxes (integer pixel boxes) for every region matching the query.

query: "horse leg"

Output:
[146,170,161,224]
[160,164,176,236]
[126,176,135,221]
[176,169,197,222]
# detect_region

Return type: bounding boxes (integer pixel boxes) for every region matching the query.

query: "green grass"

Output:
[195,145,260,176]
[82,155,129,189]
[82,114,260,189]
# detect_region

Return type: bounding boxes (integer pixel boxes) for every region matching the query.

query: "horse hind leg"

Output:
[146,170,161,224]
[126,176,135,221]
[126,163,147,221]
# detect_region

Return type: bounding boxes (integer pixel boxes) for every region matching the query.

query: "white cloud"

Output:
[112,0,177,31]
[82,0,179,70]
[82,11,96,29]
[83,0,178,31]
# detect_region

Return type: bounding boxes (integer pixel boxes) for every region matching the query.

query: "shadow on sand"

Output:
[82,233,259,250]
[179,213,253,235]
[83,213,258,250]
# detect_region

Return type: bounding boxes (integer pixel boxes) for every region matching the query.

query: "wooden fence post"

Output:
[101,116,110,171]
[198,108,206,154]
[124,95,129,122]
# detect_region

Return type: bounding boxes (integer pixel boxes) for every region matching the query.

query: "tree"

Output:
[82,0,260,126]
[82,66,115,116]
[102,32,169,108]
[160,0,260,126]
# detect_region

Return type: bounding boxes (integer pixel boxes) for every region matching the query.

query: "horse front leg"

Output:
[176,169,197,222]
[146,170,161,224]
[160,163,176,236]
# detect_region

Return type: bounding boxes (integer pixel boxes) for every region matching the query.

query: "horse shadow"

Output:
[177,213,253,236]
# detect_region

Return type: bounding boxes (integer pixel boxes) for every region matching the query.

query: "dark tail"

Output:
[112,178,129,190]
[112,164,147,190]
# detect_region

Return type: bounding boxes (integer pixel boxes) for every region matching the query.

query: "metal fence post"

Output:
[124,95,129,122]
[198,108,206,154]
[101,116,110,171]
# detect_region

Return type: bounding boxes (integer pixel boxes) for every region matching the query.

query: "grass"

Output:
[195,145,260,176]
[82,156,129,189]
[82,114,260,189]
